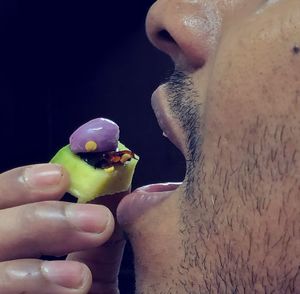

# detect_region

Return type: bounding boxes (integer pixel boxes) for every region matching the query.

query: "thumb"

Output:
[67,192,127,294]
[67,225,125,294]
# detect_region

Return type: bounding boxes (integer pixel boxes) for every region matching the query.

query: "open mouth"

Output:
[116,85,185,226]
[116,182,181,225]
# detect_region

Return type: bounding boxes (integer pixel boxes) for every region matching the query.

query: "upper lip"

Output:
[151,85,185,156]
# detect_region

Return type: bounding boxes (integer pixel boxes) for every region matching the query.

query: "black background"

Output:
[0,1,185,292]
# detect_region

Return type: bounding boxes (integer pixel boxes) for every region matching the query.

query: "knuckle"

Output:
[0,263,20,292]
[17,202,71,255]
[21,201,69,234]
[0,269,12,289]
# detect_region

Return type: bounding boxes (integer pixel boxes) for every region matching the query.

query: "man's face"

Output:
[118,0,300,292]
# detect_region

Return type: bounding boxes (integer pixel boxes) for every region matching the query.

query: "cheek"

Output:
[204,2,300,150]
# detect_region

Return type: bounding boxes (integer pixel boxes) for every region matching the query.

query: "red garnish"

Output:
[103,150,136,166]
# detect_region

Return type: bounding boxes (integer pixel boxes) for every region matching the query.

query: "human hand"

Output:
[68,192,127,294]
[0,163,116,293]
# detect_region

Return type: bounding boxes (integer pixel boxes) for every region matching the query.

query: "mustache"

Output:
[165,70,193,91]
[164,69,203,199]
[165,69,202,153]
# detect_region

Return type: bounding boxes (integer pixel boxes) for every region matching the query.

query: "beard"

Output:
[164,70,208,293]
[138,68,300,293]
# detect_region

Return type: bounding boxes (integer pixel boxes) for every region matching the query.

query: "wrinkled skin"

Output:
[124,0,300,293]
[0,164,124,293]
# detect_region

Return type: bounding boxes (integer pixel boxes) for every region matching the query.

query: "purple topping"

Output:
[69,118,120,153]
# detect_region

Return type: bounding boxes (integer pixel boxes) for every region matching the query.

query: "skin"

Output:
[0,164,124,293]
[1,0,299,293]
[124,0,299,293]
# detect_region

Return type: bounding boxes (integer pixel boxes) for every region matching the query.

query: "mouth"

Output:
[116,85,185,226]
[116,182,181,225]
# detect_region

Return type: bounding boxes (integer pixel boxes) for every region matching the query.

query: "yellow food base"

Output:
[50,142,139,203]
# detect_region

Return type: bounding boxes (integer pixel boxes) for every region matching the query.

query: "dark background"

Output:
[0,1,185,293]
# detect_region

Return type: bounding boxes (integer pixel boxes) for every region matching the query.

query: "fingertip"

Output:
[59,164,71,193]
[105,207,116,236]
[0,164,71,208]
[81,262,93,291]
[0,259,93,293]
[24,163,70,199]
[66,204,115,236]
[41,260,92,291]
[43,163,71,193]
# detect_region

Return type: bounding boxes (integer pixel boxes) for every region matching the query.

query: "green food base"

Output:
[50,142,139,203]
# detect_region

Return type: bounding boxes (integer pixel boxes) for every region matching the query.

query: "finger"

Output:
[68,192,127,294]
[0,201,115,260]
[68,225,126,294]
[0,164,70,209]
[0,259,92,294]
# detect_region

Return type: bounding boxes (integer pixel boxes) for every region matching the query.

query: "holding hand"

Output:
[0,163,117,293]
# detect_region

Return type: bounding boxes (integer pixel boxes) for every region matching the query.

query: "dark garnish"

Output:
[78,150,136,169]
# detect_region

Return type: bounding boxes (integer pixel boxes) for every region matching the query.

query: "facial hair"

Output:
[166,70,204,201]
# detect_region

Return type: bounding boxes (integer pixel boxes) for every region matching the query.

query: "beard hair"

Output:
[166,70,204,201]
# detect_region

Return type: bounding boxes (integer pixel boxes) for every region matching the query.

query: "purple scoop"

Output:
[69,118,120,153]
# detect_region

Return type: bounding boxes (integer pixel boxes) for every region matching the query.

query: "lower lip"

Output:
[116,182,181,225]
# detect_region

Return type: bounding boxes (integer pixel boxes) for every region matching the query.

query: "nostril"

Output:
[157,29,176,44]
[156,28,205,69]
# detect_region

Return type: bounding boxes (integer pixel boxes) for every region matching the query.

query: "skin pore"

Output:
[124,0,300,293]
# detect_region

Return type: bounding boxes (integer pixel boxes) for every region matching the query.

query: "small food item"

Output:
[70,118,120,154]
[51,118,139,203]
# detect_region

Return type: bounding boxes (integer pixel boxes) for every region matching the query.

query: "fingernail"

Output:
[66,204,111,234]
[41,261,86,289]
[23,164,63,190]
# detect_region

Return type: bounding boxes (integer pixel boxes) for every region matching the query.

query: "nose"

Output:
[146,0,221,70]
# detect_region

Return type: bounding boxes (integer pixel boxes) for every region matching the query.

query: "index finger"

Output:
[0,164,69,209]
